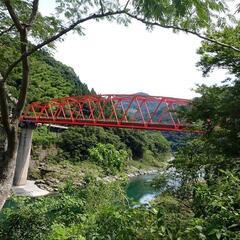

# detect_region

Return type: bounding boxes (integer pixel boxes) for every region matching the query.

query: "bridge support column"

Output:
[13,125,34,186]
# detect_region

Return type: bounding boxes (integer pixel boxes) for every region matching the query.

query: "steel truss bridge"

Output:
[20,94,192,132]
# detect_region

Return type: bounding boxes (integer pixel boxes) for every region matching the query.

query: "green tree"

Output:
[89,143,128,174]
[162,21,240,239]
[197,23,240,77]
[183,22,240,157]
[58,126,126,161]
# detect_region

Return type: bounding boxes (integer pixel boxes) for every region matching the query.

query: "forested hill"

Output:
[28,50,93,102]
[1,36,93,103]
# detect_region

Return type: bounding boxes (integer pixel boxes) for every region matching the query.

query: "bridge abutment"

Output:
[13,124,34,186]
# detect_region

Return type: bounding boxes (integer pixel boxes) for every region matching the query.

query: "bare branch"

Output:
[3,0,23,32]
[2,10,125,82]
[126,13,240,53]
[28,0,39,26]
[0,24,14,37]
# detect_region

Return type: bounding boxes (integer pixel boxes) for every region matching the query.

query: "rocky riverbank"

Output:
[29,153,171,193]
[33,166,162,192]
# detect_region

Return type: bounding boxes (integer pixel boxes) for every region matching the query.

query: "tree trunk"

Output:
[0,125,18,210]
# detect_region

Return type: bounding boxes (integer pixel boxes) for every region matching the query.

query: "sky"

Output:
[39,0,231,99]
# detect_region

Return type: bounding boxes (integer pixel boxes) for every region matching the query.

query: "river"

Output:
[126,173,160,205]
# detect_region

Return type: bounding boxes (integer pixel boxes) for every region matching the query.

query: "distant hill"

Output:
[133,92,149,96]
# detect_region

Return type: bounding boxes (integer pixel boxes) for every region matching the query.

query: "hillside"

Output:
[0,36,92,103]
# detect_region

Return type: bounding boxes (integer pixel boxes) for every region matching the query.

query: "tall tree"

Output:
[183,22,240,156]
[0,0,236,210]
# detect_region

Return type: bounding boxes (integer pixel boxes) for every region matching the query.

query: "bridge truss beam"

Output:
[21,94,190,132]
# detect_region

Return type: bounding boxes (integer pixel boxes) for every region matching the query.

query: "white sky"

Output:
[39,0,232,99]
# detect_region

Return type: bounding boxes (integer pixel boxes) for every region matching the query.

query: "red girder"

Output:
[20,94,191,132]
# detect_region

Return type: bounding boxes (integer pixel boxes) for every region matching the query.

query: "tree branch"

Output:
[124,0,131,10]
[126,13,240,53]
[99,0,104,15]
[2,10,125,82]
[236,3,240,13]
[3,0,23,32]
[0,24,14,37]
[0,75,11,136]
[12,28,29,121]
[28,0,39,26]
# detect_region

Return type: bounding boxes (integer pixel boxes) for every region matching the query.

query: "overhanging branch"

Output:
[2,10,125,82]
[126,13,240,53]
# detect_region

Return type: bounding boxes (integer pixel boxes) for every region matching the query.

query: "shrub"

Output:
[89,143,128,174]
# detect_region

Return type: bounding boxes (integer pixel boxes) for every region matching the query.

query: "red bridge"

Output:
[21,94,191,132]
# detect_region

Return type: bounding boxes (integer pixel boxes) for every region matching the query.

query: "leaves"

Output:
[197,23,240,77]
[133,0,228,31]
[89,143,128,174]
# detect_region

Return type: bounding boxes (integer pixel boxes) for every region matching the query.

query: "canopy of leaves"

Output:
[57,126,170,161]
[197,23,240,77]
[133,0,228,31]
[89,143,128,174]
[0,1,63,47]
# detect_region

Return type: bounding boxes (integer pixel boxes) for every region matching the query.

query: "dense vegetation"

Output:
[0,182,194,240]
[31,125,171,180]
[156,23,240,239]
[56,127,170,162]
[0,36,92,103]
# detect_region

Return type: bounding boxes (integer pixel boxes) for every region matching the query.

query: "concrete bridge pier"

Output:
[13,123,35,186]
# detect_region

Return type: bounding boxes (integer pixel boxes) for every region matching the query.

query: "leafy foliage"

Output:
[32,126,57,147]
[89,143,128,174]
[111,128,170,159]
[0,36,91,103]
[0,181,191,240]
[197,23,240,77]
[191,171,240,240]
[57,126,126,161]
[133,0,228,31]
[56,126,170,163]
[154,21,240,240]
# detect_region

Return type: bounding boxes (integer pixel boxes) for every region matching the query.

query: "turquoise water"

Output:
[126,173,160,205]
